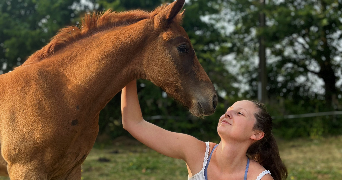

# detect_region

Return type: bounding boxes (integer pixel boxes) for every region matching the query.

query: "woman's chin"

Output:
[217,124,227,134]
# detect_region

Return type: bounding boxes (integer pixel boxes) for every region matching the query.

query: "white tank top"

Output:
[188,142,271,180]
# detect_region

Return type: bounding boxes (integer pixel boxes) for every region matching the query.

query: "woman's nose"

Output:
[225,111,232,119]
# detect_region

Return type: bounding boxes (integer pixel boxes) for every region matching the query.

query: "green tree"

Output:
[224,0,342,110]
[222,0,342,138]
[0,0,81,73]
[97,0,166,11]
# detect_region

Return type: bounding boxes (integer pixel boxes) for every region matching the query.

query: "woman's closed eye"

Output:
[237,111,244,116]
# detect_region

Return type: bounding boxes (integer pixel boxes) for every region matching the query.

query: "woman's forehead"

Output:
[228,100,257,113]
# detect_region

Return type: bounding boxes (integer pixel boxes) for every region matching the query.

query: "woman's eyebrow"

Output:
[227,106,248,113]
[236,107,249,114]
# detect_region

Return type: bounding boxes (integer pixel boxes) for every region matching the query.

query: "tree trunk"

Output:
[318,63,337,109]
[258,0,267,103]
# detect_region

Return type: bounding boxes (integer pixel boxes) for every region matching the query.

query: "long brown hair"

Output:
[246,100,288,180]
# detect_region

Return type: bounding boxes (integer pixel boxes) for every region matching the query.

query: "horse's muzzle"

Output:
[191,93,218,117]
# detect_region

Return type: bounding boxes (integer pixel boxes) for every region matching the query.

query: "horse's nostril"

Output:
[213,94,218,110]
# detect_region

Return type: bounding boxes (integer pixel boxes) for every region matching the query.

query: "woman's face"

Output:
[217,100,259,142]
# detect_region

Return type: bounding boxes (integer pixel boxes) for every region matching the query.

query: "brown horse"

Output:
[0,0,217,179]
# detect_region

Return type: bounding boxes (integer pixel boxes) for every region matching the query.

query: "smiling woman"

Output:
[121,81,288,180]
[217,100,260,142]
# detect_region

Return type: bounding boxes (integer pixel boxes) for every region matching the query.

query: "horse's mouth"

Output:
[190,101,215,117]
[189,103,202,117]
[197,102,204,116]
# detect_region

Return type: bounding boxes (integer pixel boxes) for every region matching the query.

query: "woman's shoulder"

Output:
[186,141,219,179]
[249,160,273,180]
[185,140,207,177]
[185,140,217,157]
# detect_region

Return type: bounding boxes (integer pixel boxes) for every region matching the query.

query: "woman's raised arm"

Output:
[121,80,204,161]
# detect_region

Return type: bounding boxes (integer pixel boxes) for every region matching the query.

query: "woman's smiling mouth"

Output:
[220,119,232,125]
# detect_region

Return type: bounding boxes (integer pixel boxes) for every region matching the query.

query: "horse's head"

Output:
[142,0,218,117]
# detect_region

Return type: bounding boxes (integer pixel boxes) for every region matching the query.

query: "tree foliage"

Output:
[0,0,80,73]
[223,0,342,138]
[225,0,342,109]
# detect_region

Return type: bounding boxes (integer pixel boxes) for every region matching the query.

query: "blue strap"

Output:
[204,144,250,180]
[244,158,250,180]
[204,144,218,180]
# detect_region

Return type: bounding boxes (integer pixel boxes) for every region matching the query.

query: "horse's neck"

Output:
[52,22,150,113]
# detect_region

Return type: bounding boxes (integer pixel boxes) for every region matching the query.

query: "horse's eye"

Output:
[177,44,188,53]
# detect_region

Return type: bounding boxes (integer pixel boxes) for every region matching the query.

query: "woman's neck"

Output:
[212,140,251,174]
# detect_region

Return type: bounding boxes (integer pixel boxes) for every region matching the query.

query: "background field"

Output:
[80,135,342,180]
[0,135,340,180]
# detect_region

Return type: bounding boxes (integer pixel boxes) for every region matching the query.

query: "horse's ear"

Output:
[165,0,185,22]
[180,9,186,18]
[154,0,185,29]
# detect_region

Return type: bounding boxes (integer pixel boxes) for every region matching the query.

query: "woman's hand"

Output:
[121,80,143,128]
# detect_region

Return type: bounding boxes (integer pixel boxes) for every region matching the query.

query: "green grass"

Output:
[82,141,187,180]
[82,136,342,180]
[0,136,341,180]
[278,135,342,180]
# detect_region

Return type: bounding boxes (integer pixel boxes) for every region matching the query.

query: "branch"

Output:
[282,56,319,76]
[292,35,309,52]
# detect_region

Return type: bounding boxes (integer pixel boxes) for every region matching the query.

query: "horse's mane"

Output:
[24,4,181,65]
